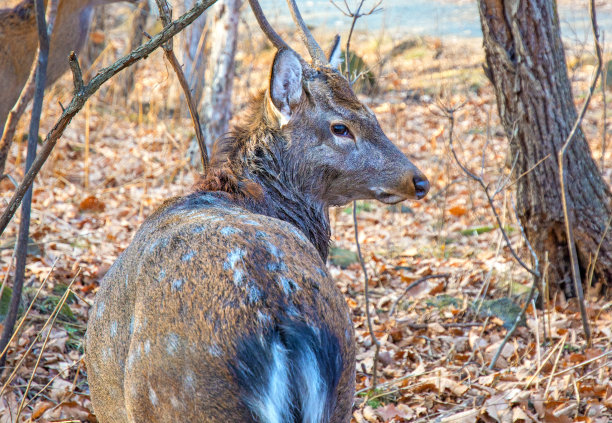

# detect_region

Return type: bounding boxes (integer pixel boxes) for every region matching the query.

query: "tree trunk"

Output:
[200,0,242,149]
[187,0,242,167]
[478,0,612,298]
[121,0,150,97]
[179,0,209,107]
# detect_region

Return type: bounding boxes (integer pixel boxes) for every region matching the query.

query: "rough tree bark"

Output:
[179,0,209,106]
[186,0,242,166]
[478,0,612,298]
[200,0,242,149]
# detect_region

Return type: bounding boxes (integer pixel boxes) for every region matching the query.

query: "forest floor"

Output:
[0,6,611,423]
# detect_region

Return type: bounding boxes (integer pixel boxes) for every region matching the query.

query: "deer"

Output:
[85,0,430,422]
[0,0,133,135]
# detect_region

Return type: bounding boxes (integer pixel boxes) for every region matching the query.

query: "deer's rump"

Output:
[85,193,355,423]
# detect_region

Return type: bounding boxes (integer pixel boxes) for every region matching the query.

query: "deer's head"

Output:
[248,0,429,207]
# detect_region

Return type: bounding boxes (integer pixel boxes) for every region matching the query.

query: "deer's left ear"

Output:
[327,35,342,69]
[269,48,303,125]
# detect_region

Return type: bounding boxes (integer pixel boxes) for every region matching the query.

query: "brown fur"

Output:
[0,0,131,133]
[86,48,429,423]
[86,194,355,422]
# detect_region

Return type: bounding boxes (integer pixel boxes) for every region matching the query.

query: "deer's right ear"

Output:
[269,49,303,125]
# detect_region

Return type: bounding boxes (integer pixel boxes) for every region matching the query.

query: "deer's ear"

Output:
[269,49,303,124]
[327,35,342,69]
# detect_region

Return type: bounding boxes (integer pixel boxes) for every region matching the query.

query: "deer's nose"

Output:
[413,175,430,200]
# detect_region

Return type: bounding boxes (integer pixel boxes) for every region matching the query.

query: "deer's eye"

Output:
[331,124,353,138]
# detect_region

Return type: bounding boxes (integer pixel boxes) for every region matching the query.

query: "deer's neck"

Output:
[242,149,331,262]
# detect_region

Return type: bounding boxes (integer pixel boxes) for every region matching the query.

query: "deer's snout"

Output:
[413,174,430,200]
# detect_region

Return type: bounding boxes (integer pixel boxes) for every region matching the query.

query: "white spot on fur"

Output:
[158,269,166,281]
[126,344,142,369]
[144,340,151,354]
[129,316,135,334]
[208,343,223,357]
[224,248,245,270]
[243,219,261,226]
[257,311,272,325]
[265,241,283,258]
[167,333,180,355]
[290,226,309,244]
[266,261,287,272]
[148,237,169,253]
[125,274,129,289]
[184,371,196,391]
[149,386,158,406]
[181,250,196,261]
[220,226,241,236]
[192,226,207,234]
[278,276,299,294]
[102,347,111,360]
[110,321,118,338]
[96,301,105,318]
[171,279,184,292]
[233,268,245,286]
[247,284,262,303]
[170,396,181,409]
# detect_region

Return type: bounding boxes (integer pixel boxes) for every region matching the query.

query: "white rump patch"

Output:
[249,342,292,423]
[296,345,326,423]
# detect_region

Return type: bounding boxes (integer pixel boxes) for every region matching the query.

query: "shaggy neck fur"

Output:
[195,91,331,261]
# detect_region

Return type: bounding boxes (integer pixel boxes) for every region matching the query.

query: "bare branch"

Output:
[436,102,539,279]
[331,0,382,79]
[557,0,602,344]
[69,51,84,92]
[0,0,52,368]
[0,0,219,237]
[353,201,380,391]
[434,100,543,369]
[154,0,209,172]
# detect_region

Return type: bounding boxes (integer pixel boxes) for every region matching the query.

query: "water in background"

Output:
[255,0,612,42]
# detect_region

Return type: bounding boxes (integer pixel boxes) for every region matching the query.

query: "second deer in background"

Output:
[85,0,430,422]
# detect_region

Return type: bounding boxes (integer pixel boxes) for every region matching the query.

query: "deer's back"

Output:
[86,193,355,423]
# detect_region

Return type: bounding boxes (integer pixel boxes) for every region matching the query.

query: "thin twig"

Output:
[0,269,80,397]
[353,201,380,391]
[435,102,539,279]
[434,101,542,369]
[0,0,52,368]
[388,273,450,317]
[557,0,602,344]
[0,0,218,237]
[601,35,608,171]
[330,0,382,81]
[15,273,79,421]
[154,0,209,172]
[0,258,57,362]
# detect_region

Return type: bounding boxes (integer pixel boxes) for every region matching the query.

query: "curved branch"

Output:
[0,0,218,236]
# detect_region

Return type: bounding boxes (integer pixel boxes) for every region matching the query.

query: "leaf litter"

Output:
[0,5,610,422]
